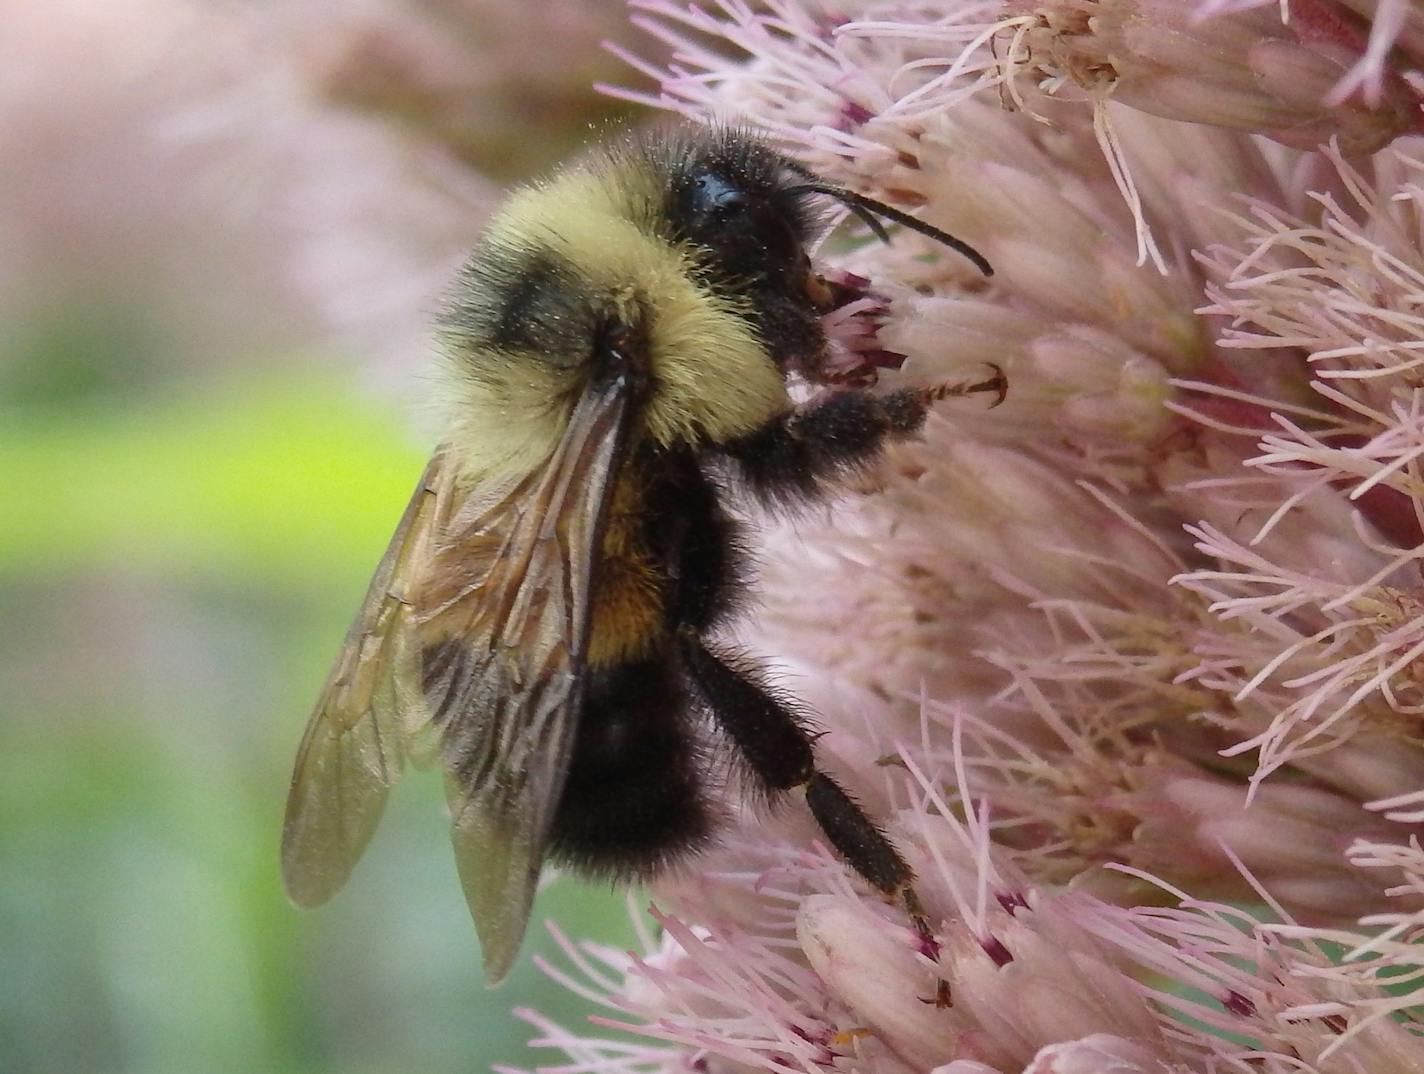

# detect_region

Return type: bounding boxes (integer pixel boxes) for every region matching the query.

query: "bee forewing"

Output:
[280,454,444,907]
[415,374,632,983]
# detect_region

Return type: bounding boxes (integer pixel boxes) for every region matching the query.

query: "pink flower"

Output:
[498,1,1424,1068]
[1000,1,1423,154]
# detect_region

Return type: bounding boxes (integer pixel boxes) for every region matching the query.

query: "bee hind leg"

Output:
[802,768,952,1006]
[678,633,950,1004]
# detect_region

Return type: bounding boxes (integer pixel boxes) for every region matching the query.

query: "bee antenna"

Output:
[781,182,993,278]
[787,184,893,245]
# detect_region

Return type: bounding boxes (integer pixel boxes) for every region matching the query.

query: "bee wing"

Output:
[413,372,632,984]
[280,453,448,908]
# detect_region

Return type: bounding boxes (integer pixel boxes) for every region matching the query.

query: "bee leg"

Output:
[920,362,1007,408]
[803,770,951,1007]
[720,389,923,504]
[720,373,1003,507]
[678,633,950,1004]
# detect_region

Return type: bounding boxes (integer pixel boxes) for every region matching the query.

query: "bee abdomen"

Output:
[585,552,664,667]
[586,462,677,667]
[548,655,717,878]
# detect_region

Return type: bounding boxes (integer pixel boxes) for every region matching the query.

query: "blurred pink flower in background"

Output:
[0,0,319,384]
[0,0,644,395]
[217,0,653,374]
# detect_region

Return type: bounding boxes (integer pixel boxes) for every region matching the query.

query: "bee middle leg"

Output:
[678,632,948,999]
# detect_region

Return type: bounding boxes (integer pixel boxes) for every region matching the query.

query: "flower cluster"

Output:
[505,2,1424,1072]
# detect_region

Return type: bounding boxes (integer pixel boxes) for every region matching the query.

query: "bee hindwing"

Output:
[280,454,446,908]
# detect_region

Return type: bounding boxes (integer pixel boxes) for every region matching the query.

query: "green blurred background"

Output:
[0,2,649,1072]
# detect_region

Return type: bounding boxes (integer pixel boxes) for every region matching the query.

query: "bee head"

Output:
[649,129,831,377]
[647,127,991,383]
[673,155,814,279]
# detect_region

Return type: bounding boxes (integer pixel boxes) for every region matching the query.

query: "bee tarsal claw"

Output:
[922,363,1008,409]
[974,362,1009,408]
[901,886,952,1007]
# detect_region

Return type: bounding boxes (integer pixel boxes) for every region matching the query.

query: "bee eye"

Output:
[690,173,747,222]
[681,169,805,272]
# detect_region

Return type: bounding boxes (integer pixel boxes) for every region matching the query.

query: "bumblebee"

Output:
[281,124,1000,984]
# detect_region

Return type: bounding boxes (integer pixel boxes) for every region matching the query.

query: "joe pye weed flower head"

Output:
[226,0,1424,1070]
[504,1,1424,1070]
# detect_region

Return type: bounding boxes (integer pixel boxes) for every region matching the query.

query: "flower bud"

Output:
[1025,1034,1168,1074]
[1003,0,1422,152]
[797,895,968,1070]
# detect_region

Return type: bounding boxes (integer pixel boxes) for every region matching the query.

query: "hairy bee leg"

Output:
[678,634,816,789]
[802,771,912,895]
[678,634,949,1001]
[720,388,931,504]
[804,772,951,1007]
[721,369,1007,506]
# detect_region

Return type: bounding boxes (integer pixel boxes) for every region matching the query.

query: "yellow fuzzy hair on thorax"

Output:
[441,167,790,486]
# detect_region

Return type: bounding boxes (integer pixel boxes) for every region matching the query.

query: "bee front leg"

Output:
[720,366,1005,506]
[678,633,950,1004]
